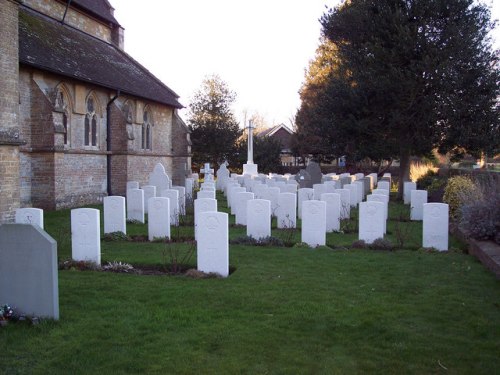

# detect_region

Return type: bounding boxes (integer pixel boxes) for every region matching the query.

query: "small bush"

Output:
[369,238,395,251]
[103,232,129,241]
[230,235,285,247]
[351,240,367,249]
[410,162,438,183]
[59,259,101,271]
[459,177,500,244]
[102,261,134,273]
[443,176,477,219]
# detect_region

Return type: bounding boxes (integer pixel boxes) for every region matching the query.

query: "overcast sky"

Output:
[110,0,500,128]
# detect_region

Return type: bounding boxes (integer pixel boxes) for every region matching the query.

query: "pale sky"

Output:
[110,0,500,128]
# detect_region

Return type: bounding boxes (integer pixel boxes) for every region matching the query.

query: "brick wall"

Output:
[0,0,21,222]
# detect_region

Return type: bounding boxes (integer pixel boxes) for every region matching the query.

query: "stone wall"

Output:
[0,0,22,222]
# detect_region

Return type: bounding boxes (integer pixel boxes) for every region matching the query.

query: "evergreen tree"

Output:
[298,0,499,197]
[187,75,242,168]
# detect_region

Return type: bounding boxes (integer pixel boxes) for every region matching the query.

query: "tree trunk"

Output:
[398,148,411,201]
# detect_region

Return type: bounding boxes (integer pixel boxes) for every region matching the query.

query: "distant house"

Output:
[0,0,191,222]
[256,124,297,166]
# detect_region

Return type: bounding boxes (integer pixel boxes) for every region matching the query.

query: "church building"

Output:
[0,0,191,222]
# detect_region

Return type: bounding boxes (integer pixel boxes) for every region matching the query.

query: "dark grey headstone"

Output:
[305,161,322,185]
[363,177,371,195]
[340,177,352,188]
[0,224,59,319]
[295,169,312,188]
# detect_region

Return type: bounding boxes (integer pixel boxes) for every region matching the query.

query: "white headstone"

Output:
[281,184,298,194]
[103,196,126,234]
[366,194,388,234]
[353,180,365,201]
[298,188,314,219]
[378,181,390,191]
[359,201,385,244]
[148,197,170,241]
[301,200,326,247]
[127,188,145,223]
[194,198,218,241]
[142,185,156,214]
[71,208,101,265]
[126,181,139,190]
[404,181,417,205]
[197,212,229,277]
[148,163,171,192]
[321,193,341,232]
[197,190,216,200]
[15,208,44,229]
[267,187,281,217]
[372,188,390,197]
[234,192,254,225]
[160,189,180,226]
[355,173,365,180]
[230,187,246,214]
[368,173,378,187]
[185,178,194,201]
[423,203,449,251]
[410,189,428,221]
[336,188,351,219]
[247,199,272,240]
[344,184,359,207]
[216,163,230,191]
[277,192,297,228]
[172,186,186,215]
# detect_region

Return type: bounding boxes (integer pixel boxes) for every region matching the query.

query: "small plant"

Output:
[126,219,142,224]
[0,304,14,322]
[103,231,129,241]
[102,261,134,273]
[410,162,438,183]
[185,269,222,279]
[369,238,395,251]
[443,175,477,219]
[230,236,258,245]
[162,240,196,274]
[351,240,367,249]
[59,259,101,271]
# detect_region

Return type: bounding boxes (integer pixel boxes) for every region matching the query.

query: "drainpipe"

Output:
[61,0,72,24]
[106,90,120,196]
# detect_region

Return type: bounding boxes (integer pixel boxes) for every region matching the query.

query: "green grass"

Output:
[1,193,498,374]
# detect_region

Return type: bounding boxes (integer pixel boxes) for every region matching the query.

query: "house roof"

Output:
[69,0,120,26]
[18,7,183,108]
[256,123,294,138]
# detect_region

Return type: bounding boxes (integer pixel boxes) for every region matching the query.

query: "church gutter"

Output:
[106,90,120,196]
[61,0,72,24]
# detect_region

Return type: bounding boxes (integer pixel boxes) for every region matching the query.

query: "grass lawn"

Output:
[1,193,499,374]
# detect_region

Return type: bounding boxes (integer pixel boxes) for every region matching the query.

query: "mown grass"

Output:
[1,192,498,374]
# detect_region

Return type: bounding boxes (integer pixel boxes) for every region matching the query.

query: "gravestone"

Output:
[313,183,327,200]
[142,185,156,214]
[172,186,186,215]
[191,173,200,189]
[362,177,371,195]
[295,169,312,189]
[324,180,340,192]
[423,203,449,251]
[126,181,139,190]
[103,196,126,234]
[160,189,180,226]
[359,201,385,244]
[410,190,428,221]
[234,192,254,225]
[268,187,281,216]
[0,224,59,319]
[148,163,171,192]
[15,208,44,229]
[247,199,272,240]
[127,188,145,223]
[253,184,269,200]
[277,192,297,229]
[378,180,390,191]
[372,189,389,197]
[197,212,229,277]
[355,173,365,180]
[229,187,246,214]
[367,194,388,234]
[340,176,352,188]
[404,182,417,205]
[197,190,216,200]
[148,197,170,241]
[336,188,351,219]
[71,208,101,265]
[194,198,218,241]
[298,188,314,219]
[281,184,297,194]
[301,200,327,247]
[216,163,230,191]
[321,193,341,232]
[344,184,358,207]
[368,173,378,188]
[305,161,322,185]
[353,180,365,201]
[185,177,194,201]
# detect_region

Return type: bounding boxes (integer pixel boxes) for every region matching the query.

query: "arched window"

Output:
[85,95,99,147]
[142,107,153,150]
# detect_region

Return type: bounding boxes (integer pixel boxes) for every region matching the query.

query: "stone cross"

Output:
[246,119,255,164]
[201,163,214,176]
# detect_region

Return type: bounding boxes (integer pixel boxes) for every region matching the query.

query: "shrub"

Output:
[443,176,477,219]
[459,177,500,244]
[369,238,395,251]
[59,259,101,271]
[102,261,135,273]
[351,240,367,249]
[103,232,129,241]
[410,162,437,183]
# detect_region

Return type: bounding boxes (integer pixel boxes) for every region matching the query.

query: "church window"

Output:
[142,108,153,150]
[55,86,71,145]
[85,95,99,147]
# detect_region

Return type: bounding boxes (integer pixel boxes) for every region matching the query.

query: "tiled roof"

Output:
[70,0,120,25]
[19,7,183,108]
[256,124,293,138]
